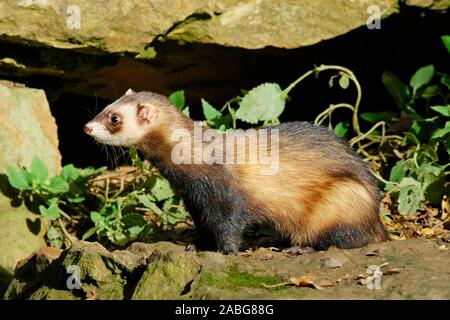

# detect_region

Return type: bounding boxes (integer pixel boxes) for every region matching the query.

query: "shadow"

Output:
[139,222,285,252]
[0,174,22,208]
[26,218,42,236]
[0,174,44,236]
[0,265,13,299]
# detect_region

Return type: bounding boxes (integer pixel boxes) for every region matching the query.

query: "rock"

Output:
[405,0,450,10]
[0,197,48,297]
[6,239,450,300]
[0,0,402,52]
[0,81,61,297]
[132,251,201,299]
[2,0,447,53]
[3,246,62,299]
[0,1,448,103]
[0,81,61,174]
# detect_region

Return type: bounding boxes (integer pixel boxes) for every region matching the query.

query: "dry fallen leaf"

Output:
[336,274,351,283]
[289,275,325,290]
[439,245,448,252]
[420,227,435,236]
[239,249,254,257]
[384,268,402,275]
[263,273,336,290]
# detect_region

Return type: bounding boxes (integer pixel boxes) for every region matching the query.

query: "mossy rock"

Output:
[5,239,450,300]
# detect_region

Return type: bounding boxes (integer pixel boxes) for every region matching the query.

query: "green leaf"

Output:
[162,198,174,211]
[236,83,285,124]
[148,177,175,201]
[441,74,450,90]
[60,164,82,181]
[47,176,69,194]
[442,35,450,54]
[129,147,144,171]
[389,159,414,184]
[417,144,438,164]
[333,121,349,137]
[135,46,156,59]
[82,227,98,240]
[137,194,156,206]
[338,74,350,89]
[417,163,445,205]
[39,199,60,221]
[382,71,410,110]
[360,111,396,123]
[90,211,103,224]
[431,121,450,139]
[168,90,185,110]
[5,166,31,190]
[410,65,434,96]
[398,177,424,215]
[137,194,163,215]
[201,99,222,121]
[328,77,334,88]
[403,132,420,145]
[445,135,450,155]
[46,226,63,249]
[47,226,60,240]
[30,156,48,183]
[126,225,145,237]
[430,105,450,117]
[182,107,190,117]
[67,195,85,203]
[420,85,440,99]
[122,213,146,228]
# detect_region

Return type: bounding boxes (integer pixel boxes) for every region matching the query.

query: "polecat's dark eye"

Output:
[110,114,121,125]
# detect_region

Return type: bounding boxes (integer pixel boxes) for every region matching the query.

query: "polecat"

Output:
[84,89,389,254]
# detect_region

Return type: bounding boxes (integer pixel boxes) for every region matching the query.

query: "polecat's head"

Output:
[84,89,177,147]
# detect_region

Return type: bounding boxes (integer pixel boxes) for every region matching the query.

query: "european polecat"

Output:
[84,89,389,254]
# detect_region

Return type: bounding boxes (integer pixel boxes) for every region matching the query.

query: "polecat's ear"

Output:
[137,104,153,124]
[125,88,135,96]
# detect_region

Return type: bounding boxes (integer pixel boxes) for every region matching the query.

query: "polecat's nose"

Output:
[84,125,93,135]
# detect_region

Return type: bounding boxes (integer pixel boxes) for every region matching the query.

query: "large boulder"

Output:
[0,0,401,52]
[0,81,61,173]
[0,80,61,296]
[5,239,450,300]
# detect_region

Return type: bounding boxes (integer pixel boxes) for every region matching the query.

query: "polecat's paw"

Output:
[282,245,316,255]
